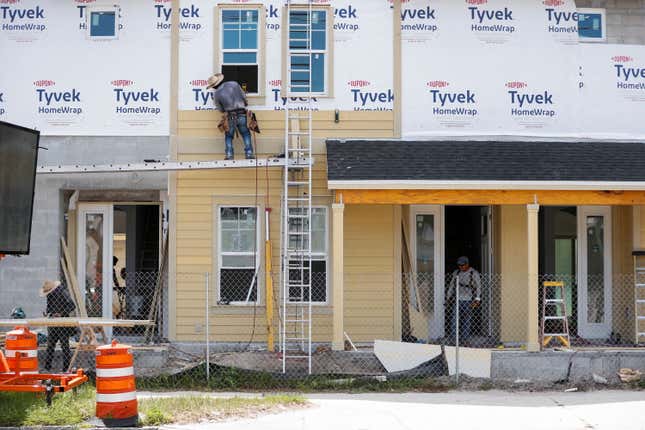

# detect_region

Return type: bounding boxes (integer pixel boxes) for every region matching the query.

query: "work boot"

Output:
[224,154,234,161]
[245,153,256,160]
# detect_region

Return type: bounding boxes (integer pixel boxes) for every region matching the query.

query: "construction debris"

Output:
[592,373,608,384]
[617,368,642,383]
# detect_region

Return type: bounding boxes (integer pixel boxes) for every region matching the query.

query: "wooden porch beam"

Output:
[335,189,645,206]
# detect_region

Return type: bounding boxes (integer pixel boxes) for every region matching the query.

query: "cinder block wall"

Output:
[577,0,645,44]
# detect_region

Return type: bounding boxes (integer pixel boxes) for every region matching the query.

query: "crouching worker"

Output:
[41,280,76,372]
[207,73,256,160]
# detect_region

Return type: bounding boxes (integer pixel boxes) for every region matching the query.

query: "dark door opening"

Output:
[113,204,160,336]
[539,206,577,336]
[444,206,491,339]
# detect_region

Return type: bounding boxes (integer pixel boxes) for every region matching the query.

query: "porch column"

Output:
[332,202,345,350]
[527,204,540,352]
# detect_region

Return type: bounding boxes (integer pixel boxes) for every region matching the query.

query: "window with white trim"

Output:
[218,206,259,304]
[288,9,329,94]
[220,8,260,94]
[288,207,328,303]
[87,5,120,40]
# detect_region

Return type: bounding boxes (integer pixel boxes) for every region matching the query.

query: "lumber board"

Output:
[336,189,645,206]
[0,318,152,327]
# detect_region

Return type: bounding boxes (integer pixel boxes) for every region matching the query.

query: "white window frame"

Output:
[217,205,262,306]
[215,5,265,99]
[86,5,120,40]
[288,206,329,305]
[283,6,333,97]
[409,205,445,340]
[576,205,613,339]
[577,8,606,43]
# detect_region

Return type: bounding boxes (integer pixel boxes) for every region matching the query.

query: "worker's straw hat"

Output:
[39,280,61,297]
[206,73,225,89]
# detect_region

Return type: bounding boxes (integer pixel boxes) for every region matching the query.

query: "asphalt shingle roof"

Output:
[326,140,645,182]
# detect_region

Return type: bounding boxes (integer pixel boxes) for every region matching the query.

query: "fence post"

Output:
[455,275,460,385]
[205,272,210,382]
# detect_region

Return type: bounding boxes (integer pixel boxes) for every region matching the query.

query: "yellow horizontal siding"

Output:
[177,109,394,139]
[173,107,397,343]
[343,205,395,343]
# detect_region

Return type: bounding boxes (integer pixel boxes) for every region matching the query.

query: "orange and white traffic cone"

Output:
[95,340,138,427]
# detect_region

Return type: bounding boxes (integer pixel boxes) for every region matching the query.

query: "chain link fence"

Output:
[1,270,643,388]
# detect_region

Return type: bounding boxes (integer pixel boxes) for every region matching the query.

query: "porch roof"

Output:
[326,140,645,190]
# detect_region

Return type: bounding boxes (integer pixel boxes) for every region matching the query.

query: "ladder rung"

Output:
[545,299,565,303]
[289,116,311,120]
[288,198,309,202]
[289,232,310,236]
[288,131,310,136]
[636,300,645,304]
[544,316,567,320]
[288,182,309,186]
[544,333,569,336]
[285,319,309,323]
[638,333,645,336]
[636,283,645,287]
[638,316,645,320]
[283,355,309,359]
[285,337,308,341]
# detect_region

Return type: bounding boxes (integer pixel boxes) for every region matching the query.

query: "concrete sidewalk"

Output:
[158,390,645,430]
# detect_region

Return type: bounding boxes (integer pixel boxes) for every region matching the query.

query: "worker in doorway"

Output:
[41,280,76,372]
[207,73,255,160]
[446,256,481,344]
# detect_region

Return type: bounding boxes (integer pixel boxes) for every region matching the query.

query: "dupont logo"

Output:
[34,81,83,116]
[348,80,370,88]
[74,0,95,3]
[113,82,161,115]
[426,80,449,88]
[190,79,216,110]
[0,0,20,4]
[507,81,555,117]
[612,56,633,63]
[428,81,477,117]
[466,0,487,5]
[613,57,645,89]
[154,0,171,2]
[543,0,564,6]
[34,80,55,87]
[268,79,281,87]
[111,80,134,87]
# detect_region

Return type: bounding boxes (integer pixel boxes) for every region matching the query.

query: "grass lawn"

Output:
[0,384,307,427]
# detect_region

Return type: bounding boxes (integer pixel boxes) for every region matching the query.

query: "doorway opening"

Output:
[539,206,578,336]
[444,206,492,341]
[78,203,160,338]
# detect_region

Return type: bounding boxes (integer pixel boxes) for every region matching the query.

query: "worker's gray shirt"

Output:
[447,267,482,301]
[214,81,247,112]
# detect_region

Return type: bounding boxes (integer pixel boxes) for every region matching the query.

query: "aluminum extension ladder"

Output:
[280,0,315,374]
[540,281,571,349]
[633,251,645,344]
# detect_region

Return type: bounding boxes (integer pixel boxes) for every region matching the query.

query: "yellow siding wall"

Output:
[344,205,396,342]
[173,109,395,342]
[612,206,633,341]
[499,205,528,343]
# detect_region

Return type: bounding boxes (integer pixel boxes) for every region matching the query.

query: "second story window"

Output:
[220,9,260,94]
[288,9,329,95]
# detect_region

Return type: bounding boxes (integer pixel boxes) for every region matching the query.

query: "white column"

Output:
[527,204,540,352]
[332,202,345,351]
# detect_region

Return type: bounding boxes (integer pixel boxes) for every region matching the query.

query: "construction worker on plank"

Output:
[206,73,256,160]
